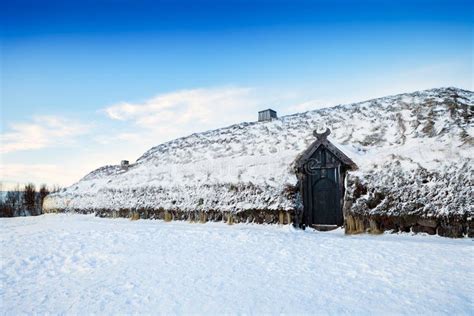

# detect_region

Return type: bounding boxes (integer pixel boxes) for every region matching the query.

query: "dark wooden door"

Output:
[311,178,340,225]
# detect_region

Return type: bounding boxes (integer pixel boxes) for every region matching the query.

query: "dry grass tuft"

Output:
[279,211,285,225]
[199,212,207,223]
[227,213,234,225]
[368,219,383,234]
[345,215,365,234]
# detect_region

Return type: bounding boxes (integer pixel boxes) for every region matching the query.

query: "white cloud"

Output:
[103,86,262,143]
[0,163,78,190]
[0,115,89,154]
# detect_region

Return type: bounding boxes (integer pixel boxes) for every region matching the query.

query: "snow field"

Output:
[1,214,473,314]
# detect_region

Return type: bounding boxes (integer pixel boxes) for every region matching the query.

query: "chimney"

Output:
[258,109,277,122]
[121,160,129,170]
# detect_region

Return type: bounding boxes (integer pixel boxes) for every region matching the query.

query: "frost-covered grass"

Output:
[1,214,473,314]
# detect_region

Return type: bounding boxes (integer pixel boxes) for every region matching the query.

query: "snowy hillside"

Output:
[44,87,473,226]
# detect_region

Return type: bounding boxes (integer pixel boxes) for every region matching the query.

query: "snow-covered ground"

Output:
[1,214,472,314]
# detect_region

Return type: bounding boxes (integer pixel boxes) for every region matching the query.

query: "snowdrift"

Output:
[44,87,473,236]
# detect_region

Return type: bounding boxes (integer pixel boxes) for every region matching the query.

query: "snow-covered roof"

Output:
[44,87,474,216]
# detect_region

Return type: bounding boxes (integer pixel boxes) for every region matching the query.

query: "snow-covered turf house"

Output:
[44,87,474,237]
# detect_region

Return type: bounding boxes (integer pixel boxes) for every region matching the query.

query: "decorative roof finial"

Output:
[313,128,331,140]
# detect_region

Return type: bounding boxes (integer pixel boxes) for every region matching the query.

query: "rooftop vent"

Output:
[258,109,277,122]
[121,160,129,170]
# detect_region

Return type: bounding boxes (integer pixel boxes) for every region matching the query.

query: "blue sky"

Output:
[1,0,473,189]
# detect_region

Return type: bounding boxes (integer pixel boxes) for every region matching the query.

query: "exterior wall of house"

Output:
[342,172,474,238]
[44,207,297,225]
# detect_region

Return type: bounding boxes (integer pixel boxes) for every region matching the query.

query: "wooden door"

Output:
[311,178,340,225]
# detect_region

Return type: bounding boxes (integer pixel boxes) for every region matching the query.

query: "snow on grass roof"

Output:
[44,87,474,215]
